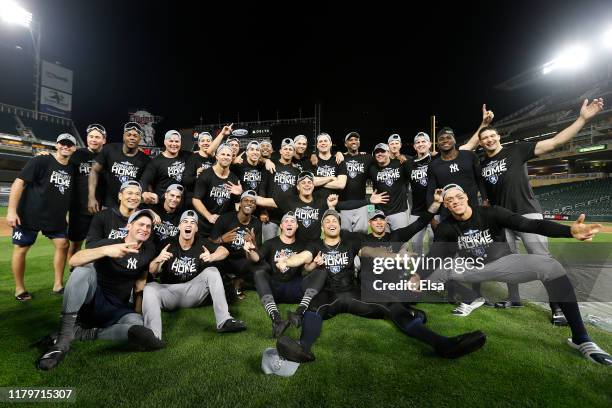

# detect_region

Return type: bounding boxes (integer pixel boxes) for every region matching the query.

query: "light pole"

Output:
[0,0,40,118]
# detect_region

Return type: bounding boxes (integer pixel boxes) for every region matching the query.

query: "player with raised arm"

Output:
[409,184,611,365]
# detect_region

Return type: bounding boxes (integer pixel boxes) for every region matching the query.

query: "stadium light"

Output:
[542,45,590,75]
[0,0,40,117]
[0,0,32,28]
[603,27,612,49]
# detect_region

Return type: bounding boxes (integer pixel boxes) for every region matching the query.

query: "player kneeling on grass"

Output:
[408,184,612,365]
[144,210,246,338]
[37,209,165,371]
[274,209,486,364]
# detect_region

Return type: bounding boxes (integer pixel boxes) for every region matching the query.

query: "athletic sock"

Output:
[261,294,278,319]
[447,281,479,304]
[299,288,318,310]
[389,304,451,350]
[507,283,521,303]
[299,311,322,352]
[56,313,78,350]
[543,276,590,344]
[471,282,482,298]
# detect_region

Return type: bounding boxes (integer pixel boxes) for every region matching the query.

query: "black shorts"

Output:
[68,212,93,242]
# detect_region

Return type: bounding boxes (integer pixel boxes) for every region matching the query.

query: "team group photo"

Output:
[1,1,611,407]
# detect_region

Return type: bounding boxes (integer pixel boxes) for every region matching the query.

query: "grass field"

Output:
[1,236,612,407]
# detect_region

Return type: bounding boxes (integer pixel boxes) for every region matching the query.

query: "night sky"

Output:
[1,0,611,149]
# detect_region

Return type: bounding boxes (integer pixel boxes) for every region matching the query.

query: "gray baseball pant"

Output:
[262,222,280,242]
[407,214,434,255]
[63,263,143,341]
[143,267,232,340]
[504,213,550,302]
[427,253,566,285]
[386,210,410,232]
[340,206,369,234]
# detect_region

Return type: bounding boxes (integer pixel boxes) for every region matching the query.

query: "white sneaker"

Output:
[452,297,486,317]
[567,338,612,365]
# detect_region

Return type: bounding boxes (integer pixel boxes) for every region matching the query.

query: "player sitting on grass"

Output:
[244,211,327,338]
[408,184,612,365]
[144,210,246,339]
[37,209,165,371]
[274,209,486,364]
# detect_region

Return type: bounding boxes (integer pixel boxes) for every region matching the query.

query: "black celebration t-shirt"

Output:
[94,143,150,207]
[257,236,306,282]
[17,155,75,231]
[368,158,413,216]
[140,151,190,198]
[307,233,362,292]
[480,142,541,214]
[210,211,262,259]
[69,148,104,215]
[159,238,221,284]
[93,238,156,306]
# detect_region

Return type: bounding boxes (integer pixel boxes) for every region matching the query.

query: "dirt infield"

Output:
[1,217,611,237]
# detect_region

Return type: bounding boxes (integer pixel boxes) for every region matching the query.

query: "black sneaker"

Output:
[37,345,69,370]
[127,326,165,351]
[271,312,290,338]
[494,300,524,309]
[217,318,247,333]
[437,331,486,359]
[287,306,306,328]
[276,336,315,363]
[551,310,568,326]
[32,333,58,349]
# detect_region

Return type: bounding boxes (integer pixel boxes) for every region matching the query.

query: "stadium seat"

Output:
[19,116,74,143]
[0,112,19,136]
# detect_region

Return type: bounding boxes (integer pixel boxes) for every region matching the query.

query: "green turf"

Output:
[0,206,6,217]
[1,237,611,407]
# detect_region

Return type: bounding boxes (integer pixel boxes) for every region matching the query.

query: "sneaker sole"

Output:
[440,332,486,359]
[277,337,314,363]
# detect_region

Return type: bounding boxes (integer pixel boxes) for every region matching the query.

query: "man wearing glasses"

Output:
[88,122,151,212]
[7,134,78,300]
[67,124,107,262]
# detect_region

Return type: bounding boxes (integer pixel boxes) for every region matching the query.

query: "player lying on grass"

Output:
[274,208,486,364]
[408,184,612,365]
[144,210,246,339]
[244,211,327,338]
[37,209,165,371]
